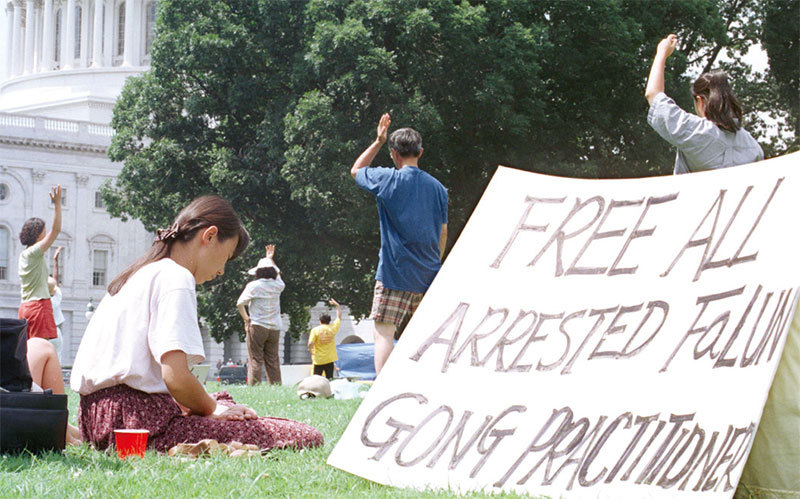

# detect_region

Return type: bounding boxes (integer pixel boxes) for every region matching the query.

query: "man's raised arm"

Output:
[351,113,391,178]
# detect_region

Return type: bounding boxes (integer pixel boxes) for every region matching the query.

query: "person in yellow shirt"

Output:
[307,299,341,379]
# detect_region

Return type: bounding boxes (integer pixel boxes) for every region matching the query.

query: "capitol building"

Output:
[0,1,367,373]
[1,0,160,364]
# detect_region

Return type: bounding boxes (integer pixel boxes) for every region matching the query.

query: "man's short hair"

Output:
[256,267,278,280]
[19,217,45,246]
[320,314,331,325]
[389,127,422,158]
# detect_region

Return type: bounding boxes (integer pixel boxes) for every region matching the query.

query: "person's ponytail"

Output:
[107,195,250,295]
[692,71,743,133]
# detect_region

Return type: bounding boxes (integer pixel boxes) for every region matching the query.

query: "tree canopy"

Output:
[105,0,798,341]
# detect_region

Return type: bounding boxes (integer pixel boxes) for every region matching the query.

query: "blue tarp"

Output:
[336,343,377,380]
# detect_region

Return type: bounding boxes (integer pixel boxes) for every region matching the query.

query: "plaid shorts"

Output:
[370,281,424,327]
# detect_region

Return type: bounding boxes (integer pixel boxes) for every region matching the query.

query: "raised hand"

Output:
[49,185,62,206]
[657,34,678,59]
[376,113,391,144]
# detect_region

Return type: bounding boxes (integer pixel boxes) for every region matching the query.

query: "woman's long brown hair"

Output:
[107,195,250,295]
[692,70,744,133]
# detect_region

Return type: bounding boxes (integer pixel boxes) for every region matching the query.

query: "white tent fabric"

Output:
[737,297,800,497]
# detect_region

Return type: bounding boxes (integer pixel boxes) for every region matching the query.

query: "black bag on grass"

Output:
[0,318,68,454]
[0,390,68,453]
[1,318,32,392]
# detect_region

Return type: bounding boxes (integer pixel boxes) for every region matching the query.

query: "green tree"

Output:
[105,0,791,342]
[760,0,799,152]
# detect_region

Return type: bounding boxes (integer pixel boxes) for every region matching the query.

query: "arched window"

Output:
[54,9,62,64]
[116,2,125,57]
[144,1,156,56]
[74,5,82,59]
[0,226,9,280]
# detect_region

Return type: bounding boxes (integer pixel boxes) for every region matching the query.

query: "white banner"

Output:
[328,152,800,498]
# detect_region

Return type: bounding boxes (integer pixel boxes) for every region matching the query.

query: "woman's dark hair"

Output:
[255,267,278,280]
[319,314,332,325]
[19,217,45,246]
[108,195,250,295]
[691,70,743,133]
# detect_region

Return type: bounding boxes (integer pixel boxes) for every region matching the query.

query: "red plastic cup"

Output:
[114,429,149,459]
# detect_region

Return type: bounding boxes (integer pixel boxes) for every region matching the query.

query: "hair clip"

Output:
[156,223,180,243]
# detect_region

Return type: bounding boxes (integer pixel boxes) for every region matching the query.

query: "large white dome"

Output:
[1,0,155,123]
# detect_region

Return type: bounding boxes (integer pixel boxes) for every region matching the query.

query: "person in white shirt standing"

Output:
[48,246,65,363]
[237,244,285,385]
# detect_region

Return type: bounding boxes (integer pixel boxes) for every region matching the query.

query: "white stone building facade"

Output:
[1,0,162,367]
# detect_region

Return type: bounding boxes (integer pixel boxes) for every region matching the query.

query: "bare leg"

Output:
[26,338,64,394]
[373,321,397,374]
[26,338,81,445]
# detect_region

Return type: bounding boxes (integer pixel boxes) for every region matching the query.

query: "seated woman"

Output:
[69,195,323,452]
[26,338,82,445]
[645,34,763,174]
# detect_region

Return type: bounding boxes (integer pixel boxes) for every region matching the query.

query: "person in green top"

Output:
[18,185,62,340]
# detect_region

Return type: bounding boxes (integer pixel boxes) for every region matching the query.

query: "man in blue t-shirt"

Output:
[351,113,448,374]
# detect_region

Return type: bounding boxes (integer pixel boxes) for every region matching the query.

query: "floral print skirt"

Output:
[78,384,323,452]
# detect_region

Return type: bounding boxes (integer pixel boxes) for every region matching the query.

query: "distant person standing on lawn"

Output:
[236,244,285,386]
[351,113,448,374]
[18,186,62,341]
[48,246,65,362]
[70,196,322,452]
[307,298,341,379]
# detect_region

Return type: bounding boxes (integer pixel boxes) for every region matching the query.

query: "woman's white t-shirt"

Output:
[70,258,206,395]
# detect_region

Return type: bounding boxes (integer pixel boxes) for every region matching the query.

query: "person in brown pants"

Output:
[236,245,285,385]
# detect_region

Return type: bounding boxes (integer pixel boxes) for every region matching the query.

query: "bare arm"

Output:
[645,35,678,105]
[161,350,256,420]
[439,224,448,260]
[237,303,250,323]
[351,113,390,178]
[52,246,62,285]
[329,298,341,320]
[40,186,62,252]
[161,350,217,416]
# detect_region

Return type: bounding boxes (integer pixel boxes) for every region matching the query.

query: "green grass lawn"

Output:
[0,383,529,498]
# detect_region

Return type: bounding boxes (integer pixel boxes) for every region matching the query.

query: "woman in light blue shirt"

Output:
[645,34,763,174]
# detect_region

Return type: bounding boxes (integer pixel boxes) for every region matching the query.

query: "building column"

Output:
[11,0,23,75]
[122,0,134,66]
[102,0,112,66]
[79,0,88,67]
[90,0,102,67]
[41,0,53,71]
[64,0,74,68]
[4,5,14,78]
[32,0,40,72]
[23,0,35,73]
[58,4,68,68]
